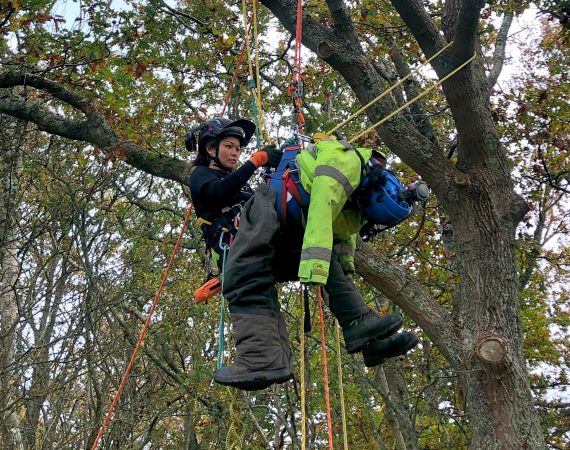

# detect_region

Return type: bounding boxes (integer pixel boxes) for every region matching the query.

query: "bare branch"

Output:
[487,11,514,95]
[390,0,446,65]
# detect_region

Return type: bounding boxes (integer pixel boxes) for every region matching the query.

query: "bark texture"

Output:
[0,0,545,448]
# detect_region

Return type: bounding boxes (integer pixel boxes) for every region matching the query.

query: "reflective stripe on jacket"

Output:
[296,139,372,284]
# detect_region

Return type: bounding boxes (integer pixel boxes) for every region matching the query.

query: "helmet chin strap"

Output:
[209,146,232,173]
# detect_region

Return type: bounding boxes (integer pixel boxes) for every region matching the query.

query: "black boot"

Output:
[275,311,294,385]
[214,312,292,391]
[362,331,419,368]
[343,311,403,354]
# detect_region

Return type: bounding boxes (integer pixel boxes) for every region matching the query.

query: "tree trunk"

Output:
[0,119,25,450]
[258,1,546,447]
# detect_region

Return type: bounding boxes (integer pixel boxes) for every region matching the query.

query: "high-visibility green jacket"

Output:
[295,138,373,284]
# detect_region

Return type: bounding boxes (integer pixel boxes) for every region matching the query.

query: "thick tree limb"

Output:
[451,0,485,61]
[0,71,94,113]
[0,71,192,184]
[325,0,359,40]
[355,243,461,365]
[487,11,514,96]
[390,0,446,69]
[261,0,458,197]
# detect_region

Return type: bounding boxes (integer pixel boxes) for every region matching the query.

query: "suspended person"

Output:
[215,134,422,390]
[185,118,282,300]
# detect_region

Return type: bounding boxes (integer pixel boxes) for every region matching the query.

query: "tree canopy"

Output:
[0,1,568,449]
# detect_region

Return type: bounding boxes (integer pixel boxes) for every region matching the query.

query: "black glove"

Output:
[260,144,283,168]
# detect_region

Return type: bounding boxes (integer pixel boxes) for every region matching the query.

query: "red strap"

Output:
[281,170,289,229]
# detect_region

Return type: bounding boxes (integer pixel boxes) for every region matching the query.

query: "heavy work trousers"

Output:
[223,184,370,324]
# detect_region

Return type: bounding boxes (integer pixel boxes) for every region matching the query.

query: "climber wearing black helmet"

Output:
[185,118,282,278]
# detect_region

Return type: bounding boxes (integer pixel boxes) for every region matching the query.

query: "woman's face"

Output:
[208,135,241,171]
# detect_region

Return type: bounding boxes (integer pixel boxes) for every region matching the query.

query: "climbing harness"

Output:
[267,143,310,227]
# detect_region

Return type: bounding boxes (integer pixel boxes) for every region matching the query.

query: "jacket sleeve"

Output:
[298,140,361,284]
[189,161,257,201]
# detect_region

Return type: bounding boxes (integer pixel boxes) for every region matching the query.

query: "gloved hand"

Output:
[250,144,283,168]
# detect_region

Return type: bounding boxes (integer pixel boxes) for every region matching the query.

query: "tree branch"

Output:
[450,0,485,61]
[325,0,358,40]
[355,242,461,366]
[0,70,94,113]
[0,71,192,184]
[390,0,446,67]
[487,11,514,96]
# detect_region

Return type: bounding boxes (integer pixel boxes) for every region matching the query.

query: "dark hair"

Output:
[190,137,220,168]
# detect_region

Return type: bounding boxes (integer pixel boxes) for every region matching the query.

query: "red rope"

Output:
[91,16,258,445]
[316,286,334,449]
[294,0,303,75]
[288,0,305,133]
[91,203,193,449]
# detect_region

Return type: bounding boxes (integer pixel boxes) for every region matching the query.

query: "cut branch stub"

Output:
[475,335,508,364]
[317,40,334,58]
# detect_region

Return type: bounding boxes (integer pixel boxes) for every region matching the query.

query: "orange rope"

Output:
[316,286,334,449]
[91,203,193,449]
[220,20,253,117]
[92,19,258,445]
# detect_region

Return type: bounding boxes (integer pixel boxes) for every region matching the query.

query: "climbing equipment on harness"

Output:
[194,277,222,304]
[196,204,242,260]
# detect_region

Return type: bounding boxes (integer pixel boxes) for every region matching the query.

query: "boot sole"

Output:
[214,369,293,391]
[363,335,419,368]
[345,316,403,354]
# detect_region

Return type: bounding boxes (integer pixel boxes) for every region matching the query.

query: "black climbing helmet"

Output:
[184,118,256,154]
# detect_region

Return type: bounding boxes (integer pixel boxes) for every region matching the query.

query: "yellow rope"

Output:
[225,388,246,449]
[335,320,348,450]
[253,0,265,138]
[348,52,477,144]
[241,0,267,142]
[327,42,453,136]
[300,285,307,450]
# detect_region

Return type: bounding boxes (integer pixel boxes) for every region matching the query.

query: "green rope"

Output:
[217,242,229,369]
